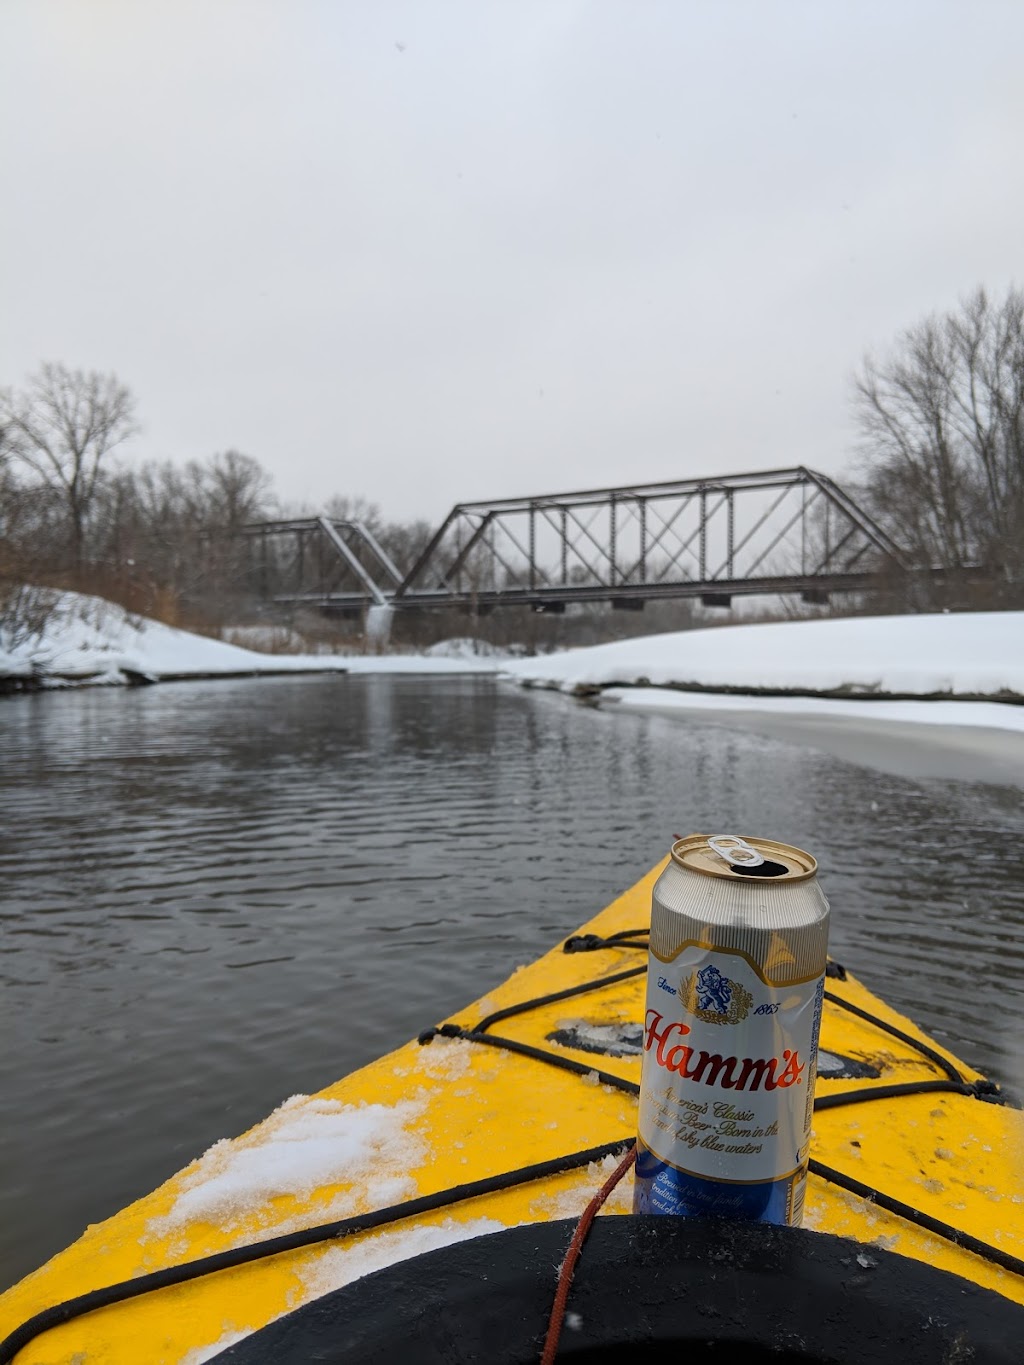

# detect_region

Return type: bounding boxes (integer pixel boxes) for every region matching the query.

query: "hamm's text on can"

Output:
[633,833,830,1226]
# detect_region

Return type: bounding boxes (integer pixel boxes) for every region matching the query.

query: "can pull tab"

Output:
[708,835,764,868]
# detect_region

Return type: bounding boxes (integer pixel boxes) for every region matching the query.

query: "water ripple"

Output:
[1,673,1022,1291]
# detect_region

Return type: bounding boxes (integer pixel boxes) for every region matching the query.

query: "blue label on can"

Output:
[632,1139,800,1224]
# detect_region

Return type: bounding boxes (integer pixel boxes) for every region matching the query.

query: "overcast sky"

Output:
[2,1,1022,523]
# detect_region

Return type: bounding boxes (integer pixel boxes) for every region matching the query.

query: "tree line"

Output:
[2,284,1022,640]
[0,366,433,634]
[853,285,1024,607]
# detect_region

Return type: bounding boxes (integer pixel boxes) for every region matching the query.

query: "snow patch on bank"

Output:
[506,611,1024,702]
[0,590,293,683]
[0,589,504,685]
[425,636,522,659]
[605,687,1024,734]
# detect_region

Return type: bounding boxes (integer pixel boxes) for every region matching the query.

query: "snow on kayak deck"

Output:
[148,1056,512,1363]
[179,1216,510,1364]
[148,1094,427,1239]
[506,611,1024,700]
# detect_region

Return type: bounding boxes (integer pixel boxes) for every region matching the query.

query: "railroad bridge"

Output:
[236,467,911,617]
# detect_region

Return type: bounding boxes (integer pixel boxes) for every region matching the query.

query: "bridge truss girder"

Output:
[236,517,403,609]
[390,467,906,610]
[241,467,913,612]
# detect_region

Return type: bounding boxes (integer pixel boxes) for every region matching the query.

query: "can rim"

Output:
[670,833,818,882]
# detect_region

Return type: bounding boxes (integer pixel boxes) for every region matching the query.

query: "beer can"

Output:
[633,833,830,1226]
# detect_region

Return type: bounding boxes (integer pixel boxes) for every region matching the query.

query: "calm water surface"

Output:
[2,674,1022,1288]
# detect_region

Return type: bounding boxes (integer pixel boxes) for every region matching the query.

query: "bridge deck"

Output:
[233,468,950,612]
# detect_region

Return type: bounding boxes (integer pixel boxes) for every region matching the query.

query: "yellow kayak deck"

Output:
[2,860,1022,1363]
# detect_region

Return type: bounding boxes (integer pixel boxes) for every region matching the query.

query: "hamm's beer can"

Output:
[633,833,830,1226]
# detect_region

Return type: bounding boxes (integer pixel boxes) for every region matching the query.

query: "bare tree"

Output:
[854,287,1024,596]
[80,450,277,621]
[945,288,1024,575]
[0,363,138,569]
[377,517,434,574]
[323,493,384,532]
[203,449,275,531]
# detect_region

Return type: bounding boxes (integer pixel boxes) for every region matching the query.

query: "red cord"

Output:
[539,1142,637,1365]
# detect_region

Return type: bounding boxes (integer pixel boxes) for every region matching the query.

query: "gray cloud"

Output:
[2,0,1022,521]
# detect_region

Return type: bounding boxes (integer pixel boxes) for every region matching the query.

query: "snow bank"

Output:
[424,636,522,659]
[0,591,306,684]
[505,612,1024,701]
[7,592,1022,723]
[605,687,1024,734]
[0,590,504,686]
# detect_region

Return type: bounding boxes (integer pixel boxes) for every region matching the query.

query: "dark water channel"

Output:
[2,674,1022,1289]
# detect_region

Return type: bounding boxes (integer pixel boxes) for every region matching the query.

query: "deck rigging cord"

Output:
[539,1144,638,1365]
[0,940,1017,1365]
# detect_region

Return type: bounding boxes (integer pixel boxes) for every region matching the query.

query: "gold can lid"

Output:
[671,833,818,882]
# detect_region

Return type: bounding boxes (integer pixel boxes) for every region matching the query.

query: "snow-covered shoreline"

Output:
[0,591,505,690]
[497,611,1024,776]
[504,611,1024,702]
[4,594,1023,755]
[601,686,1024,733]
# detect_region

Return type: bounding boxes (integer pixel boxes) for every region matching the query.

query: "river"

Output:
[1,673,1022,1289]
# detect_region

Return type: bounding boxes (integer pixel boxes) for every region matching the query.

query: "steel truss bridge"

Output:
[237,467,913,615]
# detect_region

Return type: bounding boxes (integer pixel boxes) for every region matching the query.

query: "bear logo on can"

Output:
[681,963,753,1025]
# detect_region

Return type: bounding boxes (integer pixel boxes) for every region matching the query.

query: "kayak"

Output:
[1,857,1022,1363]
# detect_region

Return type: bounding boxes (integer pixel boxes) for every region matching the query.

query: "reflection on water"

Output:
[1,674,1021,1287]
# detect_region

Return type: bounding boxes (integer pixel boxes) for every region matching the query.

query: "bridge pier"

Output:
[365,604,394,645]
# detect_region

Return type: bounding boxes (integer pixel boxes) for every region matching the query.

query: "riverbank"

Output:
[6,593,1024,742]
[602,689,1024,784]
[505,610,1024,701]
[502,610,1024,782]
[0,590,506,690]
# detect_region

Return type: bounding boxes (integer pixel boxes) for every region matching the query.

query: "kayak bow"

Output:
[1,859,1021,1362]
